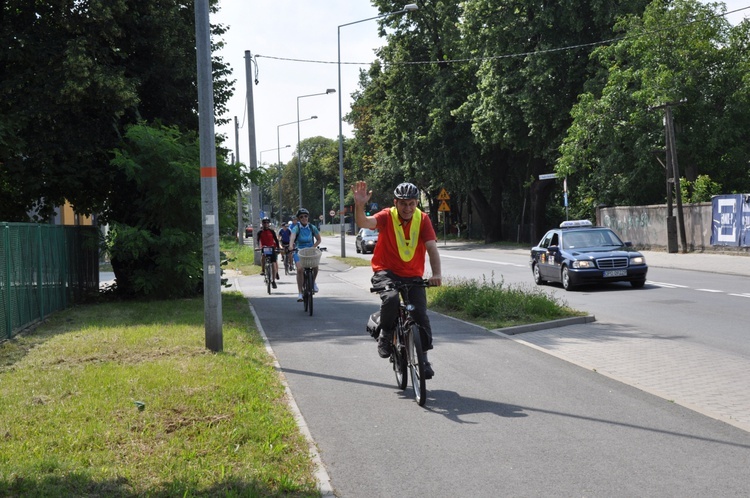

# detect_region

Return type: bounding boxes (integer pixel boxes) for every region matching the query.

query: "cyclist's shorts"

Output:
[262,246,278,263]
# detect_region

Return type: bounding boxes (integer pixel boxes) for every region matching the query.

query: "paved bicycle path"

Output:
[227,252,750,497]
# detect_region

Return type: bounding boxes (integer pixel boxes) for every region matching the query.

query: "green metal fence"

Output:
[1,223,100,340]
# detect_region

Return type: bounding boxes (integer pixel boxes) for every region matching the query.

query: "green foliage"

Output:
[558,0,750,211]
[107,123,243,298]
[680,174,722,203]
[428,274,582,329]
[0,0,234,222]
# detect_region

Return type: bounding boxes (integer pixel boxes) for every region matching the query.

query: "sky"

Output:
[211,1,749,170]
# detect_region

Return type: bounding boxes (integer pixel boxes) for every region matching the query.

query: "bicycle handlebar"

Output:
[370,279,431,293]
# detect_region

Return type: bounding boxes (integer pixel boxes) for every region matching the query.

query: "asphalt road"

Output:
[229,243,750,497]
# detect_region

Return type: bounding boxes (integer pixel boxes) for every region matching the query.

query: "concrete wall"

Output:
[596,202,725,252]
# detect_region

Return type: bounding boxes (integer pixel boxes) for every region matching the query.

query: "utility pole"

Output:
[245,51,261,265]
[235,117,243,246]
[194,0,222,352]
[649,99,687,253]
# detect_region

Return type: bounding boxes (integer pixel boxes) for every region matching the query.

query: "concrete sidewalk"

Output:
[511,248,750,432]
[639,248,750,277]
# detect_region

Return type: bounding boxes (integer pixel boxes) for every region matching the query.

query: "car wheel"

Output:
[532,263,545,285]
[631,279,646,289]
[561,266,575,291]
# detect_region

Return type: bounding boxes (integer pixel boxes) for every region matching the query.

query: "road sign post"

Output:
[437,188,450,245]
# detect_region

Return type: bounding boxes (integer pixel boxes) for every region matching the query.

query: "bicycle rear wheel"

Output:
[407,323,427,406]
[392,331,408,390]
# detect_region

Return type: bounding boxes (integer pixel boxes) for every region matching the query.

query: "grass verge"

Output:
[0,293,318,497]
[428,274,584,330]
[221,239,260,276]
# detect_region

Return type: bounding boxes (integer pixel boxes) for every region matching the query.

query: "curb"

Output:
[491,315,596,335]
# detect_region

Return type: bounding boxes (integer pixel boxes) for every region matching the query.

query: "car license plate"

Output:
[603,269,627,278]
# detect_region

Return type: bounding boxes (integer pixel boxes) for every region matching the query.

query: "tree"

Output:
[0,0,234,222]
[558,0,750,217]
[107,123,242,298]
[458,0,651,239]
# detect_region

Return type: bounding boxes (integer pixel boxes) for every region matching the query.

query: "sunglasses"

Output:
[299,215,308,218]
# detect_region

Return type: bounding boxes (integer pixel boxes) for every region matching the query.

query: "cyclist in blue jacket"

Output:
[289,208,322,302]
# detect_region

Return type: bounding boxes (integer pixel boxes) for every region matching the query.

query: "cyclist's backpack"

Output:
[366,311,381,340]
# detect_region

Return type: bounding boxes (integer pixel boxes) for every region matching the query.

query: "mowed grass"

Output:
[0,293,318,497]
[428,275,584,330]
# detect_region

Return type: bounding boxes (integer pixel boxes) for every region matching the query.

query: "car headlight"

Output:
[572,260,595,269]
[630,256,645,265]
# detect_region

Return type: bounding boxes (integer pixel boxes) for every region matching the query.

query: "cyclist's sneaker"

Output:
[423,353,434,379]
[377,336,392,358]
[313,283,319,293]
[276,273,280,280]
[260,271,265,276]
[297,293,303,302]
[271,281,277,289]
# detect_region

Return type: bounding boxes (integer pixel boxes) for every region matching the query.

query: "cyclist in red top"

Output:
[352,180,442,379]
[257,217,280,285]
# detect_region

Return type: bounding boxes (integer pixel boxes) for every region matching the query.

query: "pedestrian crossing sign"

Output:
[437,188,450,200]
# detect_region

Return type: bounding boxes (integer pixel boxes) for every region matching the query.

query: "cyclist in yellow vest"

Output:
[353,180,442,379]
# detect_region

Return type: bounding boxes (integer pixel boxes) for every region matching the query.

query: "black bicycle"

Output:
[281,244,293,275]
[370,279,431,406]
[296,247,321,316]
[257,247,277,295]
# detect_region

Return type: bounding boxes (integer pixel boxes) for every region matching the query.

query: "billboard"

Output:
[711,194,750,247]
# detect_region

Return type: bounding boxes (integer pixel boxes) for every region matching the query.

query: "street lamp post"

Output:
[278,116,317,223]
[297,89,335,209]
[260,145,290,223]
[337,4,418,257]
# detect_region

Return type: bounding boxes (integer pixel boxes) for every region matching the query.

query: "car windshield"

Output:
[562,229,622,249]
[362,229,378,236]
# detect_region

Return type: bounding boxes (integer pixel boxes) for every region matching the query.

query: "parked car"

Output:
[245,224,253,239]
[355,228,379,254]
[530,220,648,291]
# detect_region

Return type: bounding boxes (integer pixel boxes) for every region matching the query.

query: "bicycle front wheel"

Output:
[393,331,408,390]
[305,270,314,316]
[407,323,427,406]
[266,265,272,295]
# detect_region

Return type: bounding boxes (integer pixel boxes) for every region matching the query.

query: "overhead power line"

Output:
[256,5,749,68]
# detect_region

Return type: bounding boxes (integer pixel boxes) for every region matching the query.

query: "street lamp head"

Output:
[311,116,318,119]
[403,4,418,11]
[326,88,336,94]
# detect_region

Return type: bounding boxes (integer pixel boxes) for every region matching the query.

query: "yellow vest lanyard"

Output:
[389,206,422,262]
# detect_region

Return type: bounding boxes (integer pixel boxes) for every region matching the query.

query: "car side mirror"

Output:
[624,241,632,247]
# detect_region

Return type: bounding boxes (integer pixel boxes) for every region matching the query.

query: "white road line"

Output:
[696,288,723,293]
[728,293,750,299]
[647,281,689,288]
[439,253,527,267]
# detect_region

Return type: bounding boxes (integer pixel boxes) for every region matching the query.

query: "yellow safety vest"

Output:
[389,206,422,262]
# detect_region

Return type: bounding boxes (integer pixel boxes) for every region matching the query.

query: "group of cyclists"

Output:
[256,207,321,300]
[256,182,442,378]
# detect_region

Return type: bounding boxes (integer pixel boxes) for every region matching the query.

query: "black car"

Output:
[530,220,648,290]
[355,228,379,254]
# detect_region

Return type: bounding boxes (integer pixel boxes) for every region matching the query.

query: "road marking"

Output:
[647,281,689,288]
[439,254,527,267]
[728,293,750,299]
[696,288,723,293]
